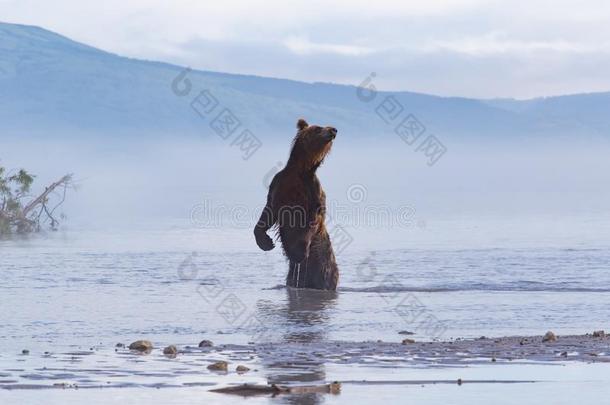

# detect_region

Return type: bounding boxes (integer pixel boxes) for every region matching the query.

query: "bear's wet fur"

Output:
[254,119,339,290]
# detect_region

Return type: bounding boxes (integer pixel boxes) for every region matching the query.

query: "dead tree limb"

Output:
[21,174,72,218]
[0,173,73,236]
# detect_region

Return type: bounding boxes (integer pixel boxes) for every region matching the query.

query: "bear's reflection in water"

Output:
[254,288,337,404]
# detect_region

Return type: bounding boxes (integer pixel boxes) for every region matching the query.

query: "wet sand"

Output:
[1,332,608,393]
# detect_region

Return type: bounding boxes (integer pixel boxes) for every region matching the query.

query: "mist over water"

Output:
[2,134,609,246]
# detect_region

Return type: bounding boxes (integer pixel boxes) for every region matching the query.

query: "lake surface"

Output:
[1,215,609,403]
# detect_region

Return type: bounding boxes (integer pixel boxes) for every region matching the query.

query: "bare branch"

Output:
[22,174,72,218]
[0,170,74,237]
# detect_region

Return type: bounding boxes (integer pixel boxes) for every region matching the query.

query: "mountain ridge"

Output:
[1,21,608,138]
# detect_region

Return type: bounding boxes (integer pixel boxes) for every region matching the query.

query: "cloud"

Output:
[425,32,609,55]
[1,0,610,98]
[283,37,374,56]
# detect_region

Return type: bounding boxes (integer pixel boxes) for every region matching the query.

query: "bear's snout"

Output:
[324,127,337,142]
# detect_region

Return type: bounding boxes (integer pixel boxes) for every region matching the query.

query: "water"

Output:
[2,220,610,350]
[1,215,610,402]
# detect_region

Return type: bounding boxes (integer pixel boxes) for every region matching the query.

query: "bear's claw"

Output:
[255,231,275,251]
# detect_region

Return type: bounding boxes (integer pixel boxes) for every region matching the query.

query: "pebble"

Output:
[163,345,178,356]
[128,340,153,352]
[198,340,213,348]
[542,331,557,343]
[236,365,250,373]
[207,361,228,372]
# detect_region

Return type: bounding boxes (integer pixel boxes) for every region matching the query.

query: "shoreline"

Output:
[1,332,608,391]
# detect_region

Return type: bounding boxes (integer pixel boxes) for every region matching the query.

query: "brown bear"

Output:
[254,119,339,290]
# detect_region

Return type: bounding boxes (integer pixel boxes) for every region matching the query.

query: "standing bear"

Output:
[254,119,339,290]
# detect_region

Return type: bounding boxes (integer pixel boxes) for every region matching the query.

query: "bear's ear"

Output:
[296,118,308,131]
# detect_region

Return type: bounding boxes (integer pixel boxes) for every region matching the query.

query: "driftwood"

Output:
[210,382,341,396]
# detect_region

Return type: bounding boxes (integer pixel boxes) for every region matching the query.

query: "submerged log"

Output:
[210,382,341,396]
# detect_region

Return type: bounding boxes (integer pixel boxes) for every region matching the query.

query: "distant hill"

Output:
[0,21,609,139]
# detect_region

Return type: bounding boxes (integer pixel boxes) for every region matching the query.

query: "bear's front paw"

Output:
[255,231,275,251]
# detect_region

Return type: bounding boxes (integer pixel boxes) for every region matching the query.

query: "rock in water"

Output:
[163,345,178,356]
[207,361,228,372]
[129,340,153,352]
[592,330,605,338]
[542,331,557,342]
[402,338,416,345]
[236,365,250,373]
[198,339,213,347]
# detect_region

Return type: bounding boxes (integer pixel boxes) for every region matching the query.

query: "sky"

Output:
[1,0,609,99]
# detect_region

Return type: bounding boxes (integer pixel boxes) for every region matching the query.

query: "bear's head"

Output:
[287,119,337,171]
